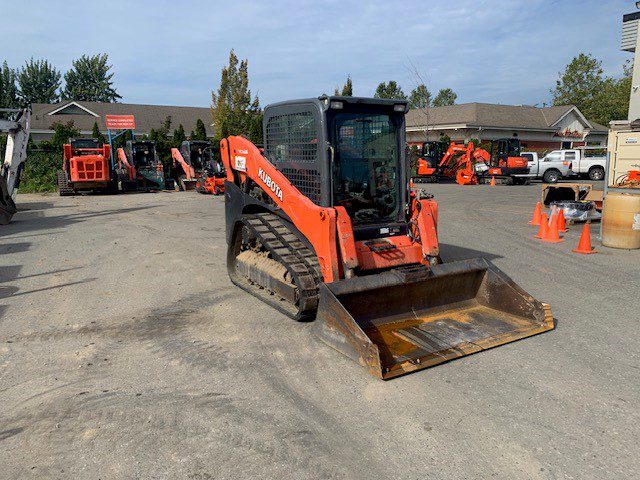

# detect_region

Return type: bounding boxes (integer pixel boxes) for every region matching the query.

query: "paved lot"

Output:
[1,184,638,479]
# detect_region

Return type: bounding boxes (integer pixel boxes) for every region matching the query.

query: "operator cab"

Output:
[488,138,528,174]
[327,103,401,225]
[180,140,209,171]
[70,138,99,153]
[263,95,409,239]
[126,141,157,168]
[490,138,521,167]
[420,140,448,168]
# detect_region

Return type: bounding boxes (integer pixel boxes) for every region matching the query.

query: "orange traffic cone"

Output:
[557,209,567,232]
[572,222,597,254]
[542,211,564,243]
[528,202,542,226]
[535,213,549,239]
[490,176,496,186]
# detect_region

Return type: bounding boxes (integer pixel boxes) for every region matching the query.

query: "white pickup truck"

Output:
[522,151,574,183]
[571,148,607,181]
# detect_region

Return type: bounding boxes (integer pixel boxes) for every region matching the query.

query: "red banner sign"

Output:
[105,115,136,130]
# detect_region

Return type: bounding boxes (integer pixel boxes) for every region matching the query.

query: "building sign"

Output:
[105,115,136,130]
[553,129,584,139]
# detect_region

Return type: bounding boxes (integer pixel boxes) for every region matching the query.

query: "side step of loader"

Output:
[314,258,554,380]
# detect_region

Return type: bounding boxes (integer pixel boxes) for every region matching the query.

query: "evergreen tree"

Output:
[432,88,457,106]
[17,58,61,106]
[373,81,406,100]
[334,75,353,96]
[0,61,18,108]
[149,116,174,172]
[62,54,121,102]
[92,121,105,144]
[408,84,431,109]
[190,118,208,141]
[172,124,186,146]
[211,49,262,144]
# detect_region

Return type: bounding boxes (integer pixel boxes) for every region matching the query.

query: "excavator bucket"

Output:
[315,258,554,379]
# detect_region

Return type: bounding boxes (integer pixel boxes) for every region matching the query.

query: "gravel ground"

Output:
[1,183,638,480]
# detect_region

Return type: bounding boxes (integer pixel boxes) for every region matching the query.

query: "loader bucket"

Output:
[315,258,554,379]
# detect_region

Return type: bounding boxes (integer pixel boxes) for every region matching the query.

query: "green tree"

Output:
[0,61,18,108]
[17,58,61,106]
[190,118,208,140]
[432,88,457,106]
[42,121,80,150]
[149,116,175,172]
[551,53,603,115]
[92,121,105,144]
[408,84,431,109]
[552,53,632,125]
[373,81,406,100]
[211,49,262,144]
[334,75,353,96]
[172,123,186,146]
[590,74,631,125]
[61,54,121,102]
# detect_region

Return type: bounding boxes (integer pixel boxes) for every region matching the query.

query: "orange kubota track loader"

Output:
[171,140,225,194]
[221,96,553,379]
[57,139,115,196]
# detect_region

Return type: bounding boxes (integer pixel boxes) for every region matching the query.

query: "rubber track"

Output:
[240,212,321,320]
[56,170,74,196]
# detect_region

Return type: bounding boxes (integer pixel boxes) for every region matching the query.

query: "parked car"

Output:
[522,151,573,183]
[571,148,607,181]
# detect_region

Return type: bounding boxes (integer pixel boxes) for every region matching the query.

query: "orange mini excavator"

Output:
[416,142,490,185]
[221,95,553,379]
[171,140,225,194]
[474,138,531,185]
[57,139,116,195]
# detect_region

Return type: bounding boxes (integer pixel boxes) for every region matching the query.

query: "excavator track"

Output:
[228,212,322,321]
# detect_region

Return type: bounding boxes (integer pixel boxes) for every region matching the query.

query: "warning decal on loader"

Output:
[234,156,246,172]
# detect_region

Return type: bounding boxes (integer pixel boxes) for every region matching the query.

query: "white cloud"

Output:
[2,0,631,107]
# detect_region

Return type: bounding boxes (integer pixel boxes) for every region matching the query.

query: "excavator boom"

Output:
[0,108,30,224]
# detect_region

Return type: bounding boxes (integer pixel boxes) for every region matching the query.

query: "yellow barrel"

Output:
[601,192,640,249]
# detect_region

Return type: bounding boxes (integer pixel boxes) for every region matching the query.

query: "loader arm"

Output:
[221,135,340,282]
[171,148,195,180]
[117,147,136,180]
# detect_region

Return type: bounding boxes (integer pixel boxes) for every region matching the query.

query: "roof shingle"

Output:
[30,101,214,136]
[406,102,606,133]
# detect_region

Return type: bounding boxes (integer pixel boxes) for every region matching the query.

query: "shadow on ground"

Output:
[439,243,502,263]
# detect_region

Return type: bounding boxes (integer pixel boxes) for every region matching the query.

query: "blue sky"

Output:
[2,0,633,107]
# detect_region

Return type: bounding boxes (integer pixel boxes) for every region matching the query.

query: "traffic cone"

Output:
[528,202,542,226]
[541,211,564,243]
[535,213,549,239]
[490,176,496,186]
[557,209,567,232]
[572,222,597,254]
